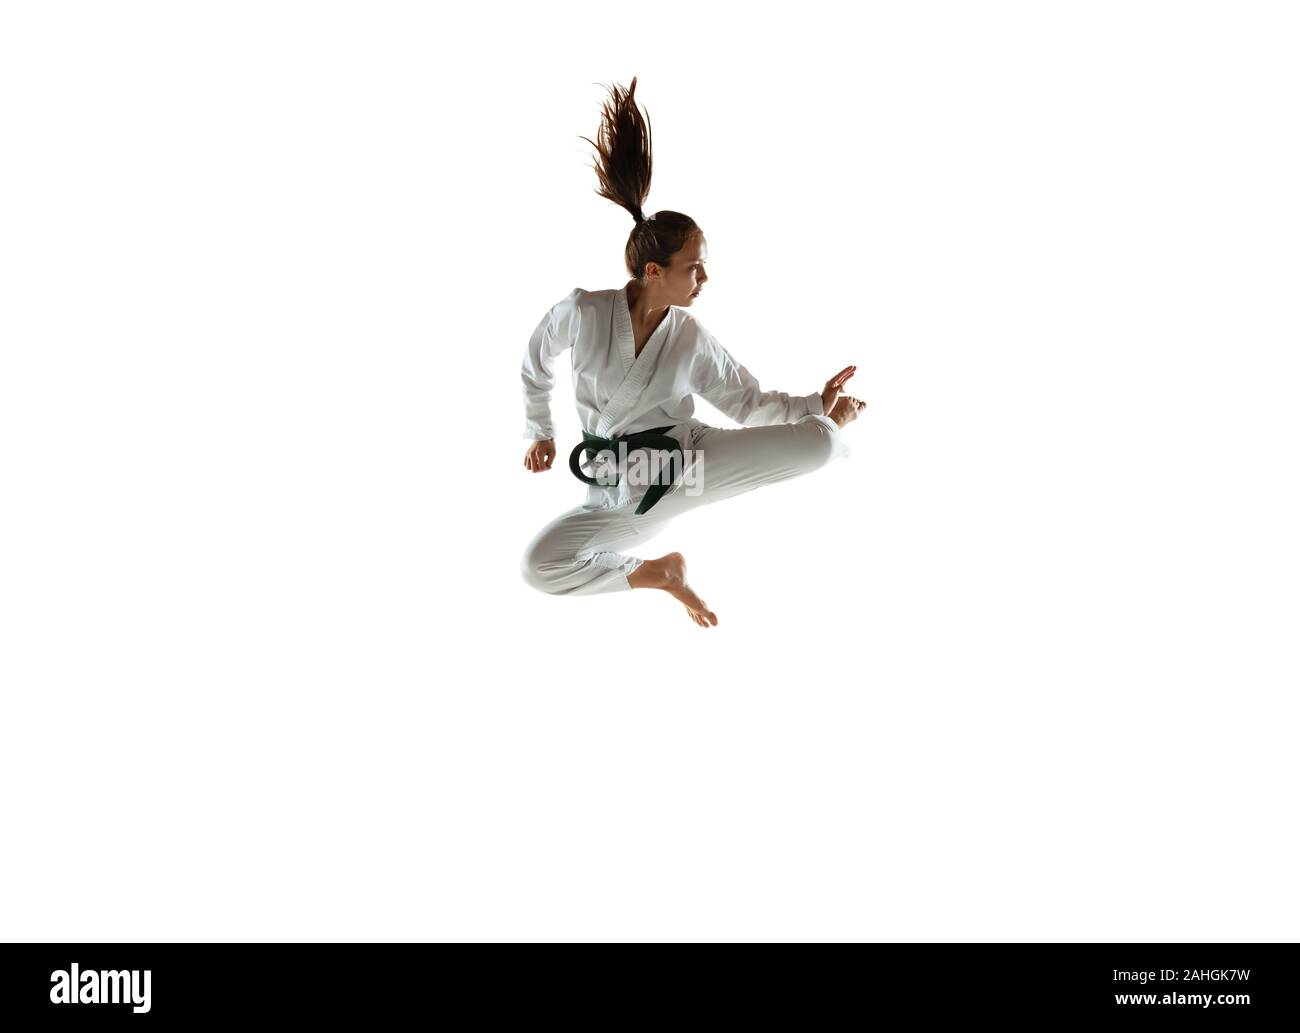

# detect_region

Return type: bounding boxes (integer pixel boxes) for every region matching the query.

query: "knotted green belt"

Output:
[568,425,684,515]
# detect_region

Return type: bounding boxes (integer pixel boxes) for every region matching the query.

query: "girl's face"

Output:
[650,235,708,307]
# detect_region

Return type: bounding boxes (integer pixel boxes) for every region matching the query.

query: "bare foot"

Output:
[627,551,719,627]
[829,395,867,428]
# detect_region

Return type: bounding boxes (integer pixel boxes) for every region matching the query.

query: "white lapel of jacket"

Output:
[596,287,670,437]
[613,285,636,375]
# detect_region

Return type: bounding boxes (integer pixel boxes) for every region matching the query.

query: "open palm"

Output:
[821,365,857,414]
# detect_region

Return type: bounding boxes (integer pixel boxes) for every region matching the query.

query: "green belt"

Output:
[568,425,683,515]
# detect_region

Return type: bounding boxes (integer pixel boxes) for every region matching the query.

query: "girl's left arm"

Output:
[694,335,824,427]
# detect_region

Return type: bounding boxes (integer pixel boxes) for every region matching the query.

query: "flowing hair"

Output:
[579,77,702,279]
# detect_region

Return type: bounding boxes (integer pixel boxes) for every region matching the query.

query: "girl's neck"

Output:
[627,280,670,327]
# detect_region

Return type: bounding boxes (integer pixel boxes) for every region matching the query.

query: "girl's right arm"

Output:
[521,288,583,470]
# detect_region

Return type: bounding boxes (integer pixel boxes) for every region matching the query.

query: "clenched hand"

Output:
[524,438,555,472]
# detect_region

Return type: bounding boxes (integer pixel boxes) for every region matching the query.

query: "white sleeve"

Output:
[696,334,823,427]
[520,291,579,440]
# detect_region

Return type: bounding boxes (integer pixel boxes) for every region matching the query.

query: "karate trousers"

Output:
[521,412,845,595]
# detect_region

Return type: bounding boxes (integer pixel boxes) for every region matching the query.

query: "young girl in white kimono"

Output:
[521,78,867,627]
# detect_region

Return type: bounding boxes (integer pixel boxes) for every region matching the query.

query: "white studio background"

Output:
[1,2,1297,942]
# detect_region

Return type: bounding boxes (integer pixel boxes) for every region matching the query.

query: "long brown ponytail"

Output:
[579,77,702,280]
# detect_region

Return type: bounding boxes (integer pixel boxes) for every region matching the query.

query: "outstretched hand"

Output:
[821,365,857,415]
[524,438,556,472]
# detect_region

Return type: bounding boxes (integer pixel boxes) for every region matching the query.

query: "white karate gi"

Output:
[521,283,848,595]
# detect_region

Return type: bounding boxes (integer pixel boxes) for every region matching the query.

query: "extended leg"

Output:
[617,404,864,624]
[521,400,865,619]
[638,407,855,522]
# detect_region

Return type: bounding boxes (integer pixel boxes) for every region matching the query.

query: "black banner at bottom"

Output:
[0,943,1295,1024]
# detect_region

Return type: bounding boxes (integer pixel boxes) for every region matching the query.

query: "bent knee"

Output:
[520,541,570,594]
[797,417,839,470]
